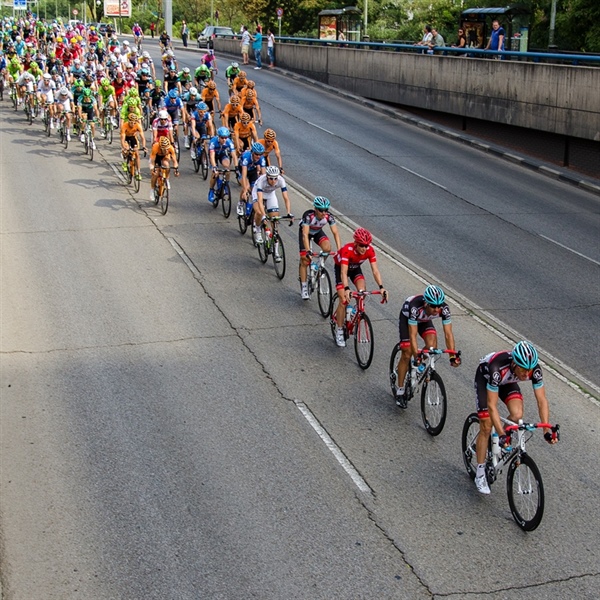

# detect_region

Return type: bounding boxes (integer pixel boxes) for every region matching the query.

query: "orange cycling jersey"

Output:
[242,97,259,111]
[231,76,247,93]
[201,87,219,102]
[234,121,257,141]
[258,138,280,157]
[222,103,244,121]
[240,87,258,101]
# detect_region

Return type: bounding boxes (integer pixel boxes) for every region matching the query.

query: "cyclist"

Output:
[472,341,558,495]
[232,112,258,153]
[189,101,214,157]
[200,80,221,116]
[164,89,182,142]
[252,165,294,248]
[152,108,174,144]
[36,72,56,123]
[97,77,117,128]
[258,128,283,172]
[54,86,74,140]
[149,136,179,201]
[208,126,238,204]
[141,51,156,79]
[177,66,193,94]
[120,113,147,179]
[225,61,240,92]
[181,86,202,148]
[333,228,388,348]
[299,197,342,300]
[132,23,143,50]
[241,88,261,124]
[194,62,211,88]
[159,30,171,53]
[394,285,460,407]
[163,65,179,92]
[201,49,217,77]
[119,86,142,122]
[230,69,247,96]
[76,86,99,148]
[149,78,166,113]
[237,141,266,209]
[220,94,243,130]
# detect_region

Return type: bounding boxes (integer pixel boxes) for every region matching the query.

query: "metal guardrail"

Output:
[270,36,600,67]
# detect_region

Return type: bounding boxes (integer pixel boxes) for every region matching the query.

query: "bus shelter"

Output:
[318,7,362,42]
[461,6,531,52]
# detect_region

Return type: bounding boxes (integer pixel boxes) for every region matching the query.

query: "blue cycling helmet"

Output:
[168,89,179,99]
[423,284,445,307]
[251,142,265,154]
[512,341,539,370]
[313,196,331,211]
[217,126,230,138]
[196,101,208,111]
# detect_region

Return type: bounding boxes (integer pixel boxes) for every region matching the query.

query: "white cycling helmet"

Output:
[158,110,169,119]
[189,87,198,95]
[265,166,280,178]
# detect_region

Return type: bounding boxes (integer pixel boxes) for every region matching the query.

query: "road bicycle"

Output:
[237,191,255,236]
[191,135,209,179]
[24,90,37,124]
[124,146,146,193]
[389,347,460,436]
[330,290,385,369]
[141,98,151,131]
[82,119,96,161]
[9,82,18,110]
[256,215,294,280]
[57,112,71,149]
[100,106,114,144]
[212,167,234,218]
[462,413,559,531]
[304,250,334,318]
[153,166,176,215]
[39,102,52,137]
[172,127,181,162]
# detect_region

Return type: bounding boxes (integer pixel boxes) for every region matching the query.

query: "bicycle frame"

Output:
[345,290,382,335]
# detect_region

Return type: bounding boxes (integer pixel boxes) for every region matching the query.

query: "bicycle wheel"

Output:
[192,146,200,173]
[63,126,69,149]
[200,147,209,180]
[174,135,180,162]
[420,370,447,436]
[26,103,32,125]
[126,161,133,184]
[272,233,286,279]
[133,167,141,193]
[238,202,249,234]
[88,136,94,161]
[317,268,333,317]
[106,122,113,144]
[153,184,160,205]
[161,185,169,215]
[142,107,150,131]
[257,224,269,264]
[461,413,482,480]
[354,312,374,369]
[507,453,545,531]
[388,343,401,396]
[221,182,232,219]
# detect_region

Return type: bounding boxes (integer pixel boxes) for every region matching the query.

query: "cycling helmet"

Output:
[353,227,372,245]
[240,112,252,123]
[168,89,179,99]
[128,113,139,122]
[167,49,175,57]
[101,78,110,87]
[158,110,169,120]
[239,70,247,78]
[189,86,198,96]
[140,68,150,76]
[313,196,331,211]
[128,87,139,96]
[82,88,92,97]
[142,51,150,58]
[123,40,129,46]
[265,165,280,178]
[229,95,240,106]
[423,284,445,307]
[217,126,231,138]
[264,128,276,140]
[207,81,216,90]
[251,142,265,154]
[246,80,255,88]
[182,67,190,74]
[155,79,162,87]
[246,89,255,98]
[159,136,170,148]
[231,61,239,68]
[59,86,69,95]
[512,341,539,370]
[196,102,208,111]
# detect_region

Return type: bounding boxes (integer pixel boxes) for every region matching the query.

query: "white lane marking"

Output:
[168,237,203,279]
[295,401,373,496]
[307,122,335,136]
[400,166,448,191]
[539,235,600,267]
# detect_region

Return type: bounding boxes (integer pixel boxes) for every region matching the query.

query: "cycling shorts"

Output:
[81,106,95,120]
[398,314,437,349]
[299,228,328,255]
[334,263,365,290]
[125,135,138,149]
[252,189,279,213]
[474,367,523,419]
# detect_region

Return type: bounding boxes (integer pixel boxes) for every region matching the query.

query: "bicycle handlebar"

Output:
[419,348,462,357]
[504,422,559,433]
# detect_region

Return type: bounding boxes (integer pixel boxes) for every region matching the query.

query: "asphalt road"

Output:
[0,42,599,599]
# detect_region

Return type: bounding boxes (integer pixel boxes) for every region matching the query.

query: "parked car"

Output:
[197,26,235,49]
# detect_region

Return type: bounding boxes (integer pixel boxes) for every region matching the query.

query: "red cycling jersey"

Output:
[334,242,377,268]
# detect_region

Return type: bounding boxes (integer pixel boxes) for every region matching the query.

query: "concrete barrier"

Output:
[215,39,600,142]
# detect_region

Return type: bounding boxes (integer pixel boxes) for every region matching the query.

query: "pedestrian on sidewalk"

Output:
[241,26,250,65]
[150,22,155,38]
[181,21,189,47]
[267,28,275,68]
[252,27,262,70]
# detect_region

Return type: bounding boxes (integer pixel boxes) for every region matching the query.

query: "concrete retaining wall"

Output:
[215,39,600,142]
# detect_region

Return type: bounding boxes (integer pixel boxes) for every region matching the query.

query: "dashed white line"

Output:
[400,166,448,190]
[308,122,335,136]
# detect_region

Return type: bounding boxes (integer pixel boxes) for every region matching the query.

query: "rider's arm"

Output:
[486,389,505,436]
[442,322,456,353]
[302,224,311,252]
[329,223,342,251]
[408,323,420,358]
[281,190,292,216]
[533,385,552,437]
